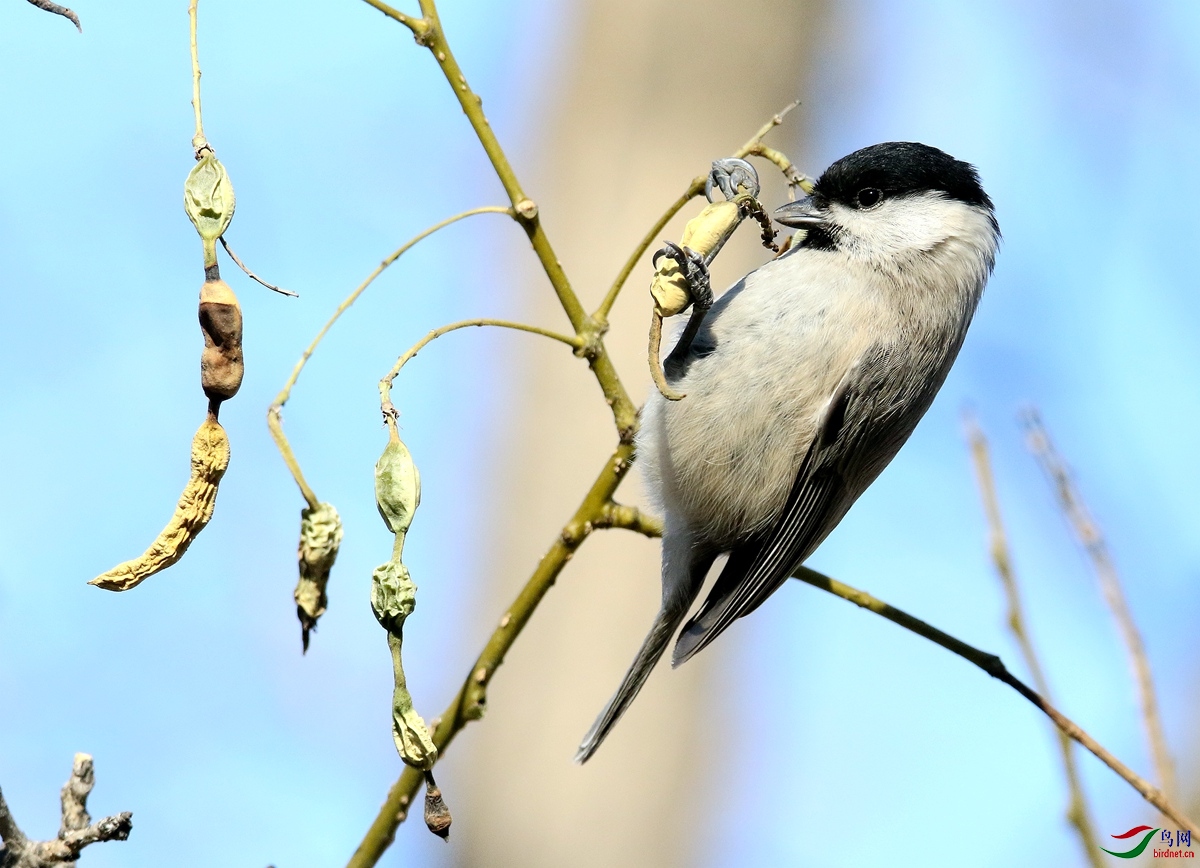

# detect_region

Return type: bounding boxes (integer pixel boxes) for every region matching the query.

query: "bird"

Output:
[576,141,1000,763]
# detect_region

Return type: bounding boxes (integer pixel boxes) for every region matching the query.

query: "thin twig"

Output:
[377,318,582,420]
[647,310,683,401]
[218,237,297,297]
[24,0,80,31]
[345,443,638,868]
[266,205,511,509]
[1021,409,1178,806]
[188,0,208,156]
[593,100,803,322]
[595,502,663,537]
[966,415,1104,867]
[791,567,1199,837]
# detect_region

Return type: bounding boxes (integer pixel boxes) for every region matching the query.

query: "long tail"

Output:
[574,602,688,763]
[575,546,712,763]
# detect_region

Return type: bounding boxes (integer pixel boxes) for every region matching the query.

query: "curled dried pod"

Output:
[199,278,244,402]
[90,414,230,591]
[294,501,344,652]
[423,771,452,840]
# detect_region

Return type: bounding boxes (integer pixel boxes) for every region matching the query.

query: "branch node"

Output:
[572,316,607,361]
[514,198,538,222]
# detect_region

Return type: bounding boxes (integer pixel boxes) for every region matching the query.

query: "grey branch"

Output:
[0,754,132,868]
[23,0,81,32]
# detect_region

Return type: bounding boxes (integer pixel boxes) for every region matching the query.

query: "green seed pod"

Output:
[184,153,236,267]
[375,434,421,536]
[294,501,344,652]
[389,630,438,770]
[371,559,415,635]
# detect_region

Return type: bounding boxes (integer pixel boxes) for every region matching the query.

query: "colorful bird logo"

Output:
[1102,826,1160,858]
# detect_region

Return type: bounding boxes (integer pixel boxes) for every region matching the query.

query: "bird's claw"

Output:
[705,157,761,203]
[653,240,712,309]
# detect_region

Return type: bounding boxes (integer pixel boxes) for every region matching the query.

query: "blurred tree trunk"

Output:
[457,2,828,865]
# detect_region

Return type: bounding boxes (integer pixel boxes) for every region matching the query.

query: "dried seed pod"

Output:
[375,433,420,536]
[90,414,230,591]
[199,278,244,403]
[423,771,452,840]
[678,198,742,261]
[184,152,236,267]
[294,501,344,652]
[648,200,742,318]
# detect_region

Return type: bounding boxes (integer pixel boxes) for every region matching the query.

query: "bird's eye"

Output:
[857,187,882,208]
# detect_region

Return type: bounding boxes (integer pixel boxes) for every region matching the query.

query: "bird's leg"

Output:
[654,241,713,368]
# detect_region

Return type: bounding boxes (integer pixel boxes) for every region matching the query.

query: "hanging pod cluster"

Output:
[370,424,451,839]
[90,151,242,592]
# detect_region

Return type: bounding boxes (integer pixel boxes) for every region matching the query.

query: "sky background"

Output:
[1,1,1198,867]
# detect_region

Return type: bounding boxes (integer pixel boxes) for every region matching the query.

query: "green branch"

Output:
[267,205,511,508]
[378,318,582,421]
[363,0,638,439]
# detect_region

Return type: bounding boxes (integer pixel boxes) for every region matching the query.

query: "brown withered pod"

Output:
[199,276,244,405]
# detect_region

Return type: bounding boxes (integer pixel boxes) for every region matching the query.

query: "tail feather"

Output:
[573,603,689,764]
[575,544,713,764]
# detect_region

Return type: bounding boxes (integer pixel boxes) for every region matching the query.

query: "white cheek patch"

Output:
[829,192,997,266]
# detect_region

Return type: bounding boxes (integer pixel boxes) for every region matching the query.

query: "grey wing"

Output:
[671,347,919,667]
[670,436,840,667]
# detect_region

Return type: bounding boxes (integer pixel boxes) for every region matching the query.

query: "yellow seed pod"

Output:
[679,199,741,257]
[648,200,741,317]
[649,260,690,318]
[90,415,230,591]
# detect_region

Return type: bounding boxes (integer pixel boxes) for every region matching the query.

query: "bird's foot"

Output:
[652,240,712,310]
[705,157,761,202]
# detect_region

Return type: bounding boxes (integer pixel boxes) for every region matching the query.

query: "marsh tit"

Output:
[576,142,1000,763]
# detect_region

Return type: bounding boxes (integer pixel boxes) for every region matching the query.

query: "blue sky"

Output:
[1,1,1197,866]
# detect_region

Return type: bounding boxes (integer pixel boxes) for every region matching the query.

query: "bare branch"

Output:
[378,318,582,422]
[23,0,80,32]
[218,237,297,297]
[965,415,1104,867]
[0,754,132,868]
[792,567,1199,837]
[267,205,512,510]
[1021,409,1178,805]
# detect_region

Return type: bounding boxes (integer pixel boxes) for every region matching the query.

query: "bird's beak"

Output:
[774,195,826,228]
